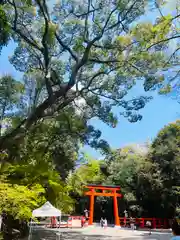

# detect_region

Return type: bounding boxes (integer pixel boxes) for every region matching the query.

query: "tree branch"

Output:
[84,0,91,40]
[66,33,104,91]
[129,63,145,74]
[55,33,78,62]
[8,0,43,53]
[89,58,120,64]
[64,2,138,94]
[80,5,123,70]
[35,0,53,96]
[81,71,108,91]
[81,66,120,92]
[155,1,164,18]
[103,6,118,31]
[170,14,180,23]
[92,41,138,52]
[107,1,137,31]
[163,47,180,68]
[72,8,98,18]
[147,35,180,50]
[169,70,180,83]
[89,89,119,104]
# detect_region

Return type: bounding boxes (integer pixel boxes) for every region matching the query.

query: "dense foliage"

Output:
[0,183,45,220]
[0,120,179,234]
[0,1,10,52]
[0,145,74,239]
[70,121,180,220]
[0,112,179,238]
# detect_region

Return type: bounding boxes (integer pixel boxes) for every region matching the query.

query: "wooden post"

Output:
[89,189,94,225]
[164,219,167,229]
[123,217,126,226]
[141,218,144,228]
[113,190,120,226]
[153,218,156,229]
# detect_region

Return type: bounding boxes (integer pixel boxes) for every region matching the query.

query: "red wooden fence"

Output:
[119,217,171,229]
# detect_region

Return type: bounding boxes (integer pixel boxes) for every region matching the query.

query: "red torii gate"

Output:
[84,185,122,226]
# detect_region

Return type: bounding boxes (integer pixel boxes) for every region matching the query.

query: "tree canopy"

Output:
[0,0,179,152]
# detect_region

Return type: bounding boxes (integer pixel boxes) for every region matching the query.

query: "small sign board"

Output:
[71,219,82,228]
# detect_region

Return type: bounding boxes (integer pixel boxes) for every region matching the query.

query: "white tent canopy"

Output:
[29,202,61,240]
[32,201,61,217]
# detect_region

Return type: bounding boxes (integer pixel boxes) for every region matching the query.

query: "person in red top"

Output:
[51,216,57,228]
[81,217,85,227]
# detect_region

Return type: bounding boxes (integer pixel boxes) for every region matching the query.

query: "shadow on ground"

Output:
[140,232,171,240]
[29,228,136,240]
[29,228,113,240]
[28,227,172,240]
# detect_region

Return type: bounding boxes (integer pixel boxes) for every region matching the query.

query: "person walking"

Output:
[100,218,104,228]
[84,208,89,226]
[124,210,128,227]
[171,219,180,240]
[104,218,107,229]
[130,217,135,230]
[146,220,152,235]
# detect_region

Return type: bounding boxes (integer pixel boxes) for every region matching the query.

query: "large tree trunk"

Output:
[0,88,76,154]
[1,213,28,240]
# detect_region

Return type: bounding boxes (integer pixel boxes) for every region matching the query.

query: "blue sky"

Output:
[85,84,179,158]
[0,0,179,159]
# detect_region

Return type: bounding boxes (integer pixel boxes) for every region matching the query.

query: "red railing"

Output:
[119,217,171,229]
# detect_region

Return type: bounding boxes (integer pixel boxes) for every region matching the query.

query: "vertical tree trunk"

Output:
[1,213,14,240]
[1,213,28,240]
